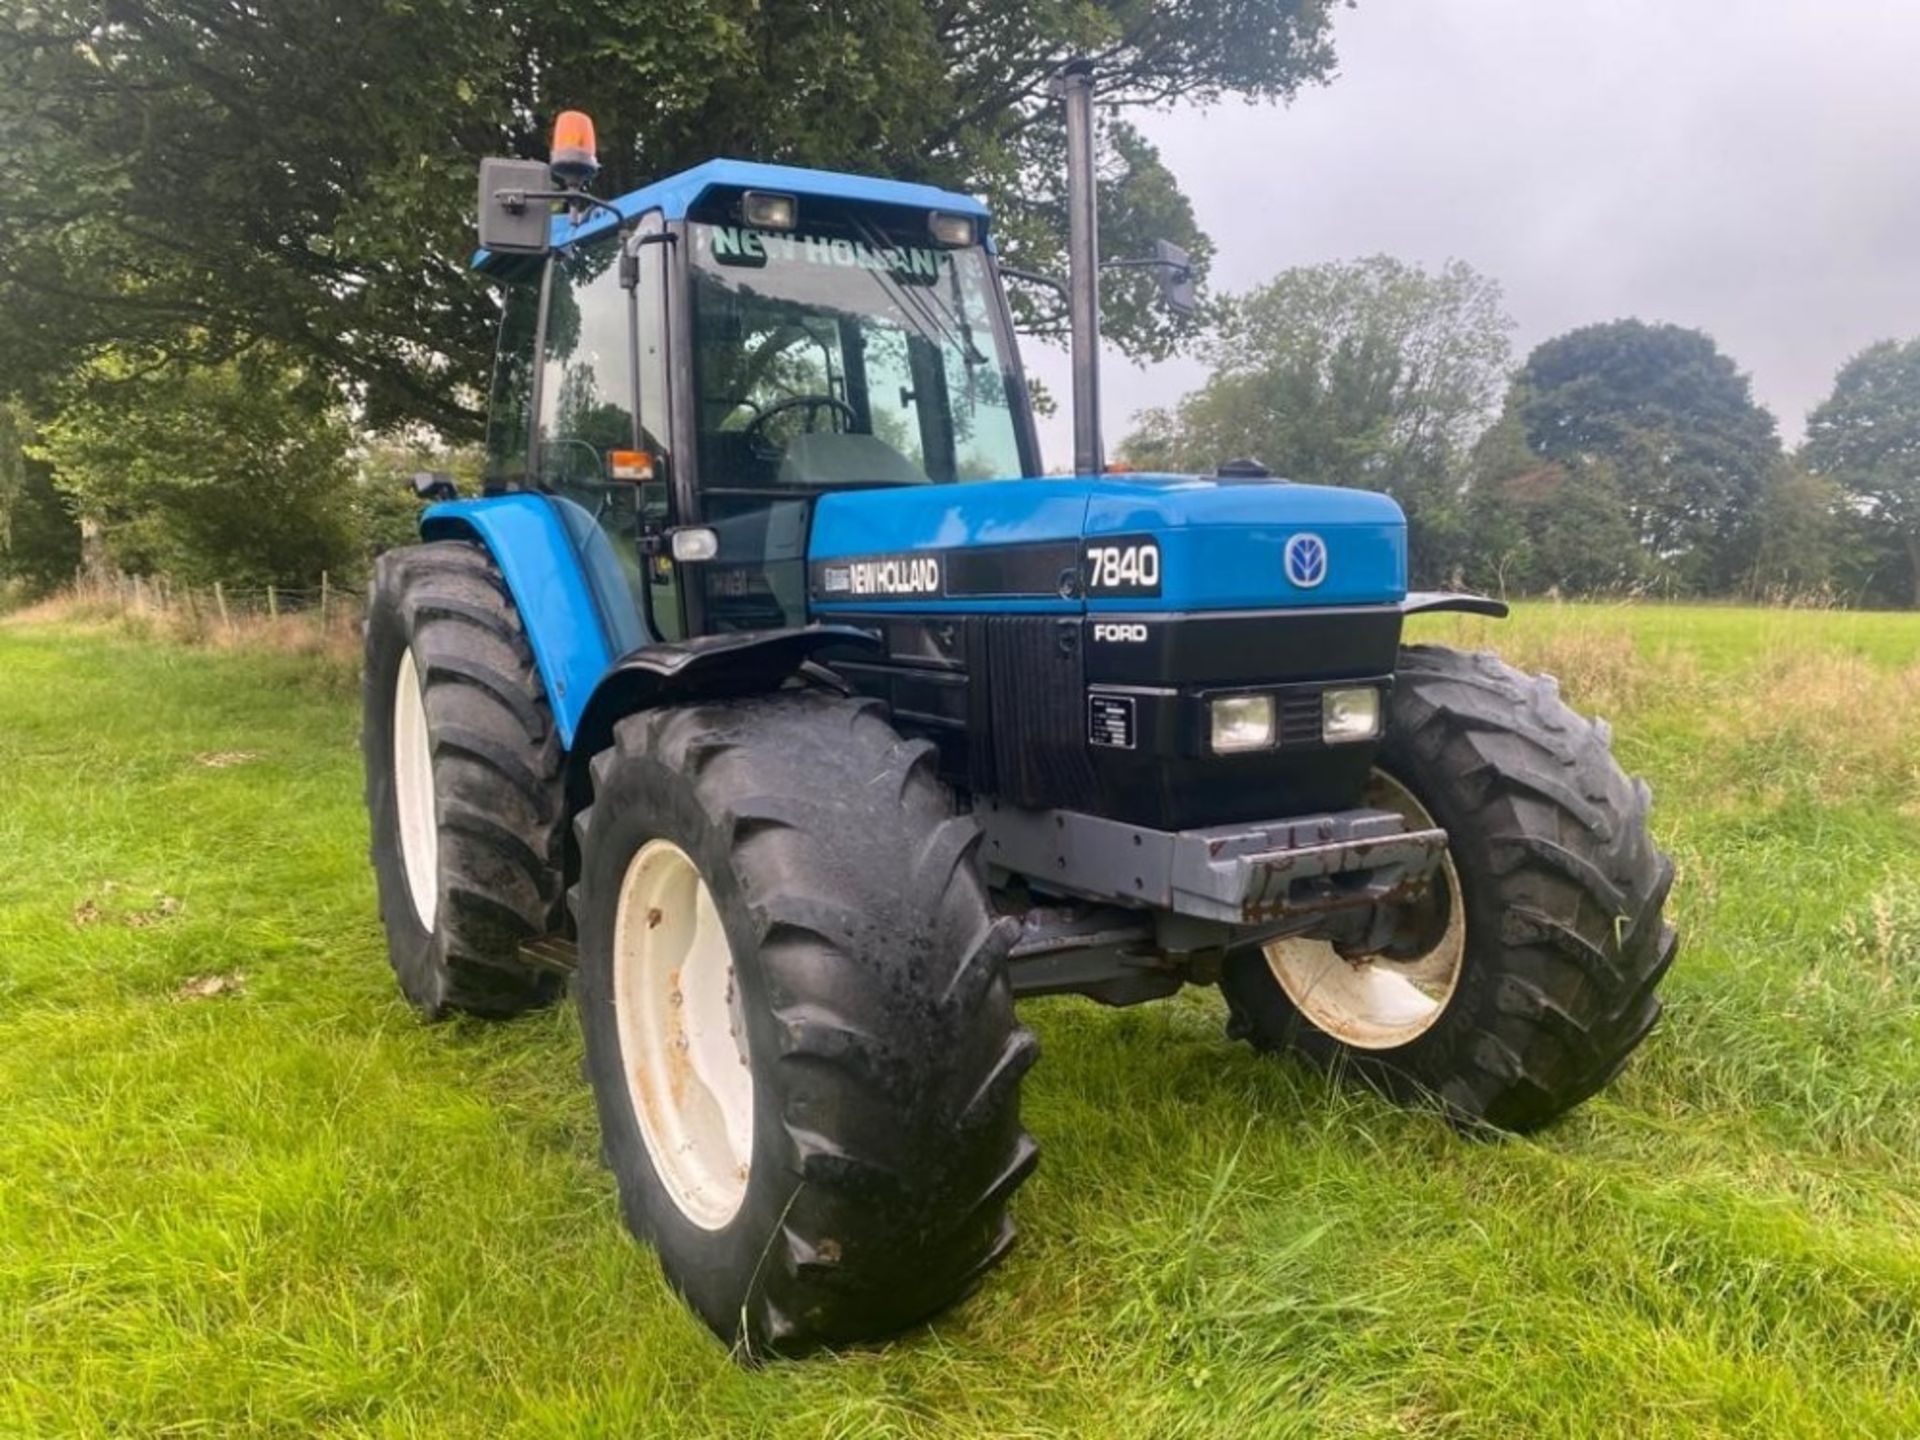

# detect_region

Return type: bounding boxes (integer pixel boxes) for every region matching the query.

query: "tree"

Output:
[1121,256,1514,584]
[31,350,362,588]
[0,403,82,596]
[1508,320,1780,592]
[1744,461,1845,601]
[1456,414,1645,596]
[1803,338,1920,607]
[0,0,1345,434]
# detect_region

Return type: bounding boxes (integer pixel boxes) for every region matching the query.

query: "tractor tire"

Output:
[571,691,1037,1356]
[1221,644,1677,1132]
[362,540,564,1019]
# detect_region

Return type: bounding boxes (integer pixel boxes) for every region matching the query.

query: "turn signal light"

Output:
[609,449,654,482]
[550,110,599,186]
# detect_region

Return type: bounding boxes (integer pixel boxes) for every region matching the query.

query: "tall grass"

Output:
[1,602,1917,1436]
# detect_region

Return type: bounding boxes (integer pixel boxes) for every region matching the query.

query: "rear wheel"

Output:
[1222,645,1678,1132]
[573,692,1038,1355]
[362,541,564,1018]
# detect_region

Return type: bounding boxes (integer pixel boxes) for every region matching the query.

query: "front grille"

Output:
[1279,692,1323,748]
[983,616,1099,811]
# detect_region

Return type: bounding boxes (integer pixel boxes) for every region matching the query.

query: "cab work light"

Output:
[929,211,976,247]
[741,191,797,230]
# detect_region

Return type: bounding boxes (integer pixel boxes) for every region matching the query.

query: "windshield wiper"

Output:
[849,214,989,367]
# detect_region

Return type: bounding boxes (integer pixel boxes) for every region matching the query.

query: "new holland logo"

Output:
[838,554,942,597]
[1283,532,1328,589]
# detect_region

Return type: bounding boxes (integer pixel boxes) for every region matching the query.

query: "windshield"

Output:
[688,220,1027,492]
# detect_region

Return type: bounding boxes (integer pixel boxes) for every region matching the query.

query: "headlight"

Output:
[1322,687,1382,744]
[1210,694,1275,753]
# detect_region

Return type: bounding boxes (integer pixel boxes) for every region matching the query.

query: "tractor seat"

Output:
[777,432,929,488]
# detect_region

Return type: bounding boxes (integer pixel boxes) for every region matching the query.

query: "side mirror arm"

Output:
[998,265,1069,304]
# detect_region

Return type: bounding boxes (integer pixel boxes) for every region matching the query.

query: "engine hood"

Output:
[806,473,1407,613]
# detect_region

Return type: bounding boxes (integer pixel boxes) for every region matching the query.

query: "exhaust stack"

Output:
[1058,58,1103,477]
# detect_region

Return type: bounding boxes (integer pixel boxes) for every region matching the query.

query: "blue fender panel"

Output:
[420,494,614,749]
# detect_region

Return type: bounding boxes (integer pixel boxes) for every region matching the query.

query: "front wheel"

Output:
[361,542,565,1018]
[1222,645,1678,1132]
[572,692,1039,1355]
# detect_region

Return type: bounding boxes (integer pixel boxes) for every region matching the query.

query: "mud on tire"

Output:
[362,540,565,1018]
[1222,644,1678,1132]
[572,691,1038,1356]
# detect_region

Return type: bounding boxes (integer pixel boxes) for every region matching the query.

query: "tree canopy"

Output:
[0,0,1346,434]
[29,351,364,587]
[1507,320,1780,591]
[1803,338,1920,605]
[1121,254,1513,582]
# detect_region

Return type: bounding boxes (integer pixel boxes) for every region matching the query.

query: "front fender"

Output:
[1400,590,1509,619]
[565,625,882,804]
[422,494,617,748]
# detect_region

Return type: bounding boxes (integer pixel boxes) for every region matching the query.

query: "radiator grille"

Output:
[983,616,1099,811]
[1279,692,1323,748]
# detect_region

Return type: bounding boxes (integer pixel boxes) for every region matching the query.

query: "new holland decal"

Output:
[821,554,943,598]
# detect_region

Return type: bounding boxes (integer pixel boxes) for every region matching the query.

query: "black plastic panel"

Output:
[820,608,1396,829]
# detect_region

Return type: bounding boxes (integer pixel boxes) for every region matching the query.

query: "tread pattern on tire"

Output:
[573,691,1038,1353]
[1224,644,1678,1132]
[364,540,563,1018]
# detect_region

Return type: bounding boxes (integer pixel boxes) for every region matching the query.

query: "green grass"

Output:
[2,602,1918,1437]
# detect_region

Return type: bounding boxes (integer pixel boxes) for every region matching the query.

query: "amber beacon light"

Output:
[549,110,599,187]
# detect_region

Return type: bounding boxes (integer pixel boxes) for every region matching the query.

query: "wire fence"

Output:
[68,568,366,643]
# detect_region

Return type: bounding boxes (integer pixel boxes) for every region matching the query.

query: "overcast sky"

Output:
[1027,0,1920,467]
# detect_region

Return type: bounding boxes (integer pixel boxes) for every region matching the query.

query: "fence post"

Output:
[267,583,278,620]
[320,571,330,630]
[214,581,230,634]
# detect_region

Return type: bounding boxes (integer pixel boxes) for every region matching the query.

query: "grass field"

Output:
[2,602,1918,1437]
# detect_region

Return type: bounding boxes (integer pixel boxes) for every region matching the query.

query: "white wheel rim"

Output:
[611,839,754,1230]
[1264,772,1467,1051]
[392,648,439,930]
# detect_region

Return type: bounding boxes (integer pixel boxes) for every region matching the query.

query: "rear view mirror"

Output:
[1153,239,1197,319]
[477,157,556,256]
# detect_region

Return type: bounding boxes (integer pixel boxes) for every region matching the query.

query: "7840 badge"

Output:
[1083,537,1161,597]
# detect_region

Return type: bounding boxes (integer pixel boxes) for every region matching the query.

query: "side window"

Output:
[483,281,540,488]
[536,233,634,483]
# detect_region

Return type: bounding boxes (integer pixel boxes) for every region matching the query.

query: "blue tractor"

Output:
[362,69,1676,1355]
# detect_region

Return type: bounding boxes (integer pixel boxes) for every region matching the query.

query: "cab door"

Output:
[530,212,682,650]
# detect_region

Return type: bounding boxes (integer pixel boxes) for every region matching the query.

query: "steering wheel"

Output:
[744,394,857,458]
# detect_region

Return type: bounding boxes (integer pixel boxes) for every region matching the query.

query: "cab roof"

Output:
[473,157,990,274]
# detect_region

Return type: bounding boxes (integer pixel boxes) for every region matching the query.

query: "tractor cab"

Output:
[473,154,1038,644]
